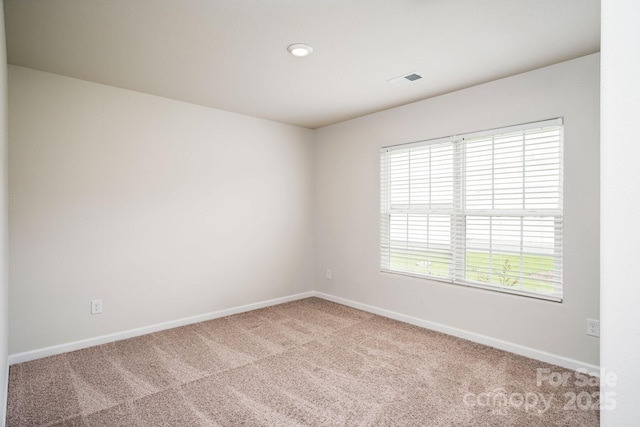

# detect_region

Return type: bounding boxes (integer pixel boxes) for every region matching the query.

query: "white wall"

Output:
[601,0,640,425]
[0,4,9,426]
[314,54,600,366]
[8,66,315,354]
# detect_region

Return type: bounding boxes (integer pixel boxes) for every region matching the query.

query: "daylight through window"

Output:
[380,118,563,301]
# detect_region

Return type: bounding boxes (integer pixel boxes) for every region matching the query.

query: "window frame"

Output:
[380,118,564,302]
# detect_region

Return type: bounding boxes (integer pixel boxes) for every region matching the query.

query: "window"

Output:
[380,118,563,301]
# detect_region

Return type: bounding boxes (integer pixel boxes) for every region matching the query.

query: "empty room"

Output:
[0,0,638,426]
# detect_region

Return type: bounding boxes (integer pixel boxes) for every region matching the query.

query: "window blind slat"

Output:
[381,119,563,301]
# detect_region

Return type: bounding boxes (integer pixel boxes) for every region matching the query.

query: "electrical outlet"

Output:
[91,299,103,315]
[325,269,332,280]
[586,318,600,337]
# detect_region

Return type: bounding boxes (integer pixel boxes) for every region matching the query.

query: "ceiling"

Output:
[4,0,600,129]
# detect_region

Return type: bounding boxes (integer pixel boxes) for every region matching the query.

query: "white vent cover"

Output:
[388,72,423,86]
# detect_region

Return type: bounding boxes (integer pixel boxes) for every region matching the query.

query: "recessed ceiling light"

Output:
[287,43,313,57]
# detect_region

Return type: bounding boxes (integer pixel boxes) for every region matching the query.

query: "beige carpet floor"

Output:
[7,298,599,426]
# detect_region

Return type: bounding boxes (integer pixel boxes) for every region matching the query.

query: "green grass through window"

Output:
[389,251,555,293]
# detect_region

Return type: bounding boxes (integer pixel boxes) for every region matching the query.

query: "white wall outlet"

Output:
[91,299,103,315]
[586,318,600,337]
[325,269,332,280]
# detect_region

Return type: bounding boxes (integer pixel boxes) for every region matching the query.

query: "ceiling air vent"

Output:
[388,72,423,86]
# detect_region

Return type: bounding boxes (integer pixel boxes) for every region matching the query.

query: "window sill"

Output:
[380,269,563,303]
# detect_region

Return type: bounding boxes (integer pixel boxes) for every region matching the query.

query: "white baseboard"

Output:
[8,291,314,365]
[312,291,600,374]
[1,361,7,427]
[9,290,599,374]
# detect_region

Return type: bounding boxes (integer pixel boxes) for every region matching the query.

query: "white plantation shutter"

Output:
[381,118,563,301]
